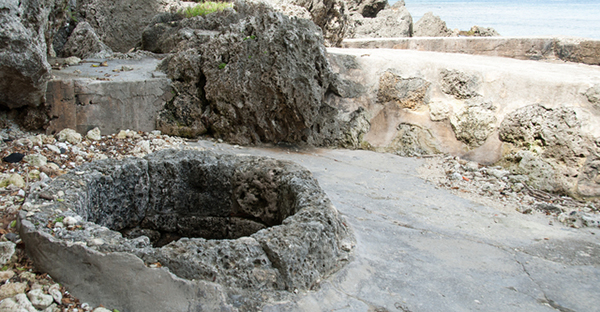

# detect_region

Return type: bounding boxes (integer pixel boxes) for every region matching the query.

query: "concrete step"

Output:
[45,57,172,135]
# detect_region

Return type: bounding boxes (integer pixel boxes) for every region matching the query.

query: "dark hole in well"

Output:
[81,155,298,248]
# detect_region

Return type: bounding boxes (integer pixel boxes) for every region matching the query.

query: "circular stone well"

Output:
[18,149,354,312]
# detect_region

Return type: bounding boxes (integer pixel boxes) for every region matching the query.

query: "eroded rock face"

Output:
[377,71,430,109]
[586,85,600,109]
[450,101,497,148]
[499,104,600,197]
[155,1,367,146]
[74,0,182,52]
[440,69,480,99]
[0,0,53,108]
[347,2,413,39]
[414,11,452,37]
[263,0,348,47]
[19,149,354,312]
[345,0,388,18]
[60,22,113,59]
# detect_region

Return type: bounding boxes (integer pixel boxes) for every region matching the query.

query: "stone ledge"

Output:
[341,37,600,65]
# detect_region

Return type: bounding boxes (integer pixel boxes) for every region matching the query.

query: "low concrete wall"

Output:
[341,37,600,65]
[45,58,172,135]
[326,48,600,197]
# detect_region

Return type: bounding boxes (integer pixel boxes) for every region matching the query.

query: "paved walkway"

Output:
[195,140,600,312]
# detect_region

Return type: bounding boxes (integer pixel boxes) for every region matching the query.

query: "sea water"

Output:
[391,0,600,39]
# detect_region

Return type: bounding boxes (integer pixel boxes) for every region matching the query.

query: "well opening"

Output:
[77,151,299,247]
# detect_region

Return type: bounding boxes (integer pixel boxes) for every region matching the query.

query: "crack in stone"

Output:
[515,257,577,312]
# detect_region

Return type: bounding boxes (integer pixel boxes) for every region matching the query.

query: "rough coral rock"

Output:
[414,11,452,37]
[450,100,497,148]
[345,0,388,18]
[73,0,183,52]
[388,123,440,157]
[498,104,600,197]
[0,0,53,109]
[585,85,600,108]
[440,69,480,99]
[347,1,413,39]
[377,71,430,109]
[156,1,365,146]
[61,22,113,59]
[263,0,348,46]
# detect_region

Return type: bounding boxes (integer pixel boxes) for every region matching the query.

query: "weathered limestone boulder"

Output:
[19,149,354,311]
[73,0,183,52]
[0,0,53,108]
[347,1,413,39]
[450,100,497,148]
[262,0,348,46]
[498,104,600,197]
[60,22,113,59]
[440,69,480,99]
[377,71,430,110]
[414,12,452,37]
[155,1,369,146]
[345,0,388,18]
[586,85,600,108]
[459,25,500,37]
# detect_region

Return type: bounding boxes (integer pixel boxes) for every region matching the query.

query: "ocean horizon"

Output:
[392,0,600,39]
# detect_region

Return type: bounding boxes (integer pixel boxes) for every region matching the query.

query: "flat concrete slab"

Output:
[195,140,600,312]
[341,37,600,65]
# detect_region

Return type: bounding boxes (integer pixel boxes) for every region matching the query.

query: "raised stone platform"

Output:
[45,57,172,136]
[341,37,600,65]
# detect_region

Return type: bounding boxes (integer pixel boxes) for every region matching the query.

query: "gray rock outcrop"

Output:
[262,0,348,46]
[0,0,54,109]
[347,1,413,39]
[498,104,600,197]
[154,1,368,146]
[60,22,113,59]
[414,11,452,37]
[345,0,388,18]
[73,0,182,52]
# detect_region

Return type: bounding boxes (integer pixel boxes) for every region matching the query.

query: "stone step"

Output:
[341,36,600,66]
[45,57,172,136]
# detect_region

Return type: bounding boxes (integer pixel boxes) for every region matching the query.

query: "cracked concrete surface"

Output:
[195,140,600,312]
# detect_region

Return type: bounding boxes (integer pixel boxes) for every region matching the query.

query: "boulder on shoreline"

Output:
[347,1,413,39]
[414,11,453,37]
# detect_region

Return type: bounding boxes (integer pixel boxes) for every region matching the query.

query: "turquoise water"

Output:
[393,0,600,39]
